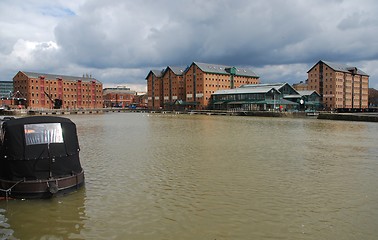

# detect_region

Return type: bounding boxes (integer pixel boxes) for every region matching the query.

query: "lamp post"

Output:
[271,89,276,111]
[300,99,304,111]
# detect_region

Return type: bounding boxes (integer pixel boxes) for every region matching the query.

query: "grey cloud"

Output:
[55,0,323,68]
[1,0,377,88]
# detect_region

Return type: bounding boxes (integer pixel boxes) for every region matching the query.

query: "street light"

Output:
[271,89,276,111]
[300,99,304,111]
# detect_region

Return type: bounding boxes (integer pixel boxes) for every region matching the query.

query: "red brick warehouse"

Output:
[13,71,103,109]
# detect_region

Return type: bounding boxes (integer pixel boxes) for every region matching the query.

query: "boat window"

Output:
[24,123,64,145]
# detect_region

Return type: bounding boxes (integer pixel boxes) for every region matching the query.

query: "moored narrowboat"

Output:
[0,116,84,199]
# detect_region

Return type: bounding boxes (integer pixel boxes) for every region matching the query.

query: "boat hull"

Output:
[0,170,84,199]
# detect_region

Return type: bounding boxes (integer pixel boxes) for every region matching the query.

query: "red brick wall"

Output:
[13,71,103,109]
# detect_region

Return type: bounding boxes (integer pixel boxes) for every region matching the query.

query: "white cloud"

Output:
[0,39,60,76]
[14,40,58,59]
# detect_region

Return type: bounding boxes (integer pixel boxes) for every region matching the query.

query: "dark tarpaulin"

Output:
[0,116,82,180]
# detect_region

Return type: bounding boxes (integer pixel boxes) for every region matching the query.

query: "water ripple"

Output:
[1,114,378,239]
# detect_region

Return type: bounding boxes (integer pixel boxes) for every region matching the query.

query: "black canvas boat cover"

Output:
[0,116,82,181]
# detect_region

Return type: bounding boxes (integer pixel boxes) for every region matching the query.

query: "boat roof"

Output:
[1,116,80,161]
[0,116,82,181]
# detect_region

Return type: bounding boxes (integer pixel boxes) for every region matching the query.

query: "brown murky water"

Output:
[1,113,378,239]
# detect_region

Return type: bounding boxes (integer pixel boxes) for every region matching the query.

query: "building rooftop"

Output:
[167,66,186,75]
[146,70,164,79]
[213,86,279,95]
[20,71,101,83]
[240,82,287,89]
[297,90,320,96]
[103,87,136,94]
[193,62,259,78]
[308,60,369,76]
[213,82,305,97]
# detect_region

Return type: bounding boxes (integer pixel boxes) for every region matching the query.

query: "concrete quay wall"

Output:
[1,108,147,116]
[318,113,378,122]
[185,110,308,118]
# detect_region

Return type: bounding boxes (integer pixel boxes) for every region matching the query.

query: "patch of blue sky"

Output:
[40,6,76,17]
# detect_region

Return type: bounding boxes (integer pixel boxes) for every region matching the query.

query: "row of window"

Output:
[163,87,184,91]
[30,99,100,105]
[163,83,183,87]
[27,85,101,93]
[29,79,97,86]
[162,84,234,90]
[323,89,365,95]
[213,93,266,101]
[161,77,258,84]
[14,85,101,93]
[204,78,255,84]
[187,78,257,85]
[15,79,100,87]
[309,75,367,83]
[30,92,101,99]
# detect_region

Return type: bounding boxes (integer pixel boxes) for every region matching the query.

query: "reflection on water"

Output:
[0,188,86,240]
[1,113,378,239]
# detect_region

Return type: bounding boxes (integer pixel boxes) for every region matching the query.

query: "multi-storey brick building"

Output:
[307,61,369,110]
[146,67,186,110]
[146,70,164,110]
[103,86,136,108]
[13,71,103,109]
[292,80,309,91]
[184,62,259,109]
[146,62,260,110]
[133,92,148,109]
[162,66,186,109]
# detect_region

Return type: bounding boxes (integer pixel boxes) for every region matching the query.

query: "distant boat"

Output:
[0,116,84,199]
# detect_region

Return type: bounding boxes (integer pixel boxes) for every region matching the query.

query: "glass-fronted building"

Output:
[208,83,321,111]
[0,81,13,98]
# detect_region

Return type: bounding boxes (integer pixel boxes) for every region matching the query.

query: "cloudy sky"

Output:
[1,0,378,91]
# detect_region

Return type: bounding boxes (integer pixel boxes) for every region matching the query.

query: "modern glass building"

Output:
[0,81,13,98]
[208,83,321,111]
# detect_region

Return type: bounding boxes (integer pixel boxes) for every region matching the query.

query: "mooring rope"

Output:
[0,180,23,200]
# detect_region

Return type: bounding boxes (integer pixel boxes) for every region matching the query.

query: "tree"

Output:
[368,88,378,107]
